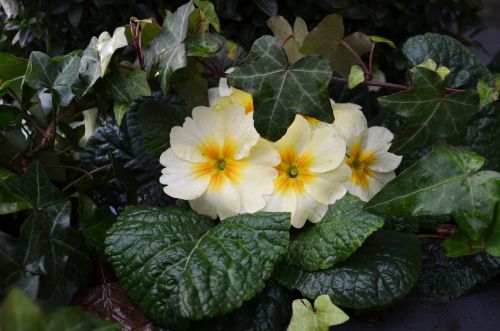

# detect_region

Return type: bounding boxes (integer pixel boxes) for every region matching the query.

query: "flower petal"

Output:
[345,170,395,202]
[304,162,350,204]
[202,179,241,220]
[189,195,218,219]
[363,126,394,153]
[332,100,367,146]
[220,105,260,159]
[264,188,297,218]
[370,151,402,172]
[292,194,328,228]
[274,115,311,163]
[208,87,221,106]
[159,149,210,200]
[305,126,346,173]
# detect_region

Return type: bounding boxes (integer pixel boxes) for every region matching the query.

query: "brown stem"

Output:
[368,42,376,75]
[131,21,145,70]
[62,164,112,192]
[340,40,370,79]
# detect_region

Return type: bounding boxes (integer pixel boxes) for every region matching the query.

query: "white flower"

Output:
[159,105,280,220]
[208,67,254,114]
[332,101,402,201]
[263,115,351,228]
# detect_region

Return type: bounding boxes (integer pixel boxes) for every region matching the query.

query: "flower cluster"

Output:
[160,86,401,228]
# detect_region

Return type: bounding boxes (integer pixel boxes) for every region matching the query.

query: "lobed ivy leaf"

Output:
[144,1,195,93]
[287,295,349,331]
[274,231,422,310]
[185,33,220,57]
[194,0,220,32]
[414,239,500,299]
[299,14,372,78]
[228,35,332,141]
[105,206,290,328]
[285,195,384,271]
[0,288,120,331]
[378,67,479,154]
[266,15,308,64]
[402,33,493,89]
[366,145,500,240]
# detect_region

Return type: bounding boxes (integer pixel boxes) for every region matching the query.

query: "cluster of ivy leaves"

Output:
[1,0,500,330]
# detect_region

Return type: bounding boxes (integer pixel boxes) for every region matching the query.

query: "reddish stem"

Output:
[340,40,370,79]
[368,42,376,75]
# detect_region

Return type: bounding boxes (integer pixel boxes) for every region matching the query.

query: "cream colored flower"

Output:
[159,105,280,220]
[264,115,351,228]
[332,102,402,201]
[208,67,254,114]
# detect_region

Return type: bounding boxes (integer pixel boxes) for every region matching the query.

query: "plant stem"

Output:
[340,40,370,78]
[368,42,376,75]
[62,164,112,192]
[131,21,145,70]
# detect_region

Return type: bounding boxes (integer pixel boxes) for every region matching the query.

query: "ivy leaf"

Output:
[287,295,349,331]
[266,16,308,64]
[300,14,372,77]
[0,201,90,304]
[228,35,332,141]
[78,194,116,251]
[366,145,500,240]
[378,67,479,154]
[402,33,493,88]
[414,239,500,299]
[185,33,220,57]
[105,206,290,327]
[0,288,121,331]
[368,35,396,48]
[144,1,195,93]
[274,231,422,309]
[193,0,220,32]
[0,52,27,81]
[285,195,384,271]
[0,189,31,215]
[348,64,364,88]
[24,51,82,106]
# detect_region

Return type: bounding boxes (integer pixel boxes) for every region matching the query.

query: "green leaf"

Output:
[287,295,349,331]
[368,35,395,48]
[348,64,364,88]
[0,288,121,331]
[0,201,90,304]
[0,189,32,215]
[414,239,500,299]
[194,0,220,32]
[285,195,384,271]
[228,35,332,141]
[378,67,479,153]
[274,231,422,309]
[402,33,493,88]
[300,14,372,77]
[0,52,27,81]
[5,161,65,209]
[185,33,220,57]
[105,206,290,327]
[254,0,277,16]
[24,51,82,106]
[78,194,116,251]
[366,145,500,240]
[476,80,499,106]
[266,16,308,64]
[144,1,195,93]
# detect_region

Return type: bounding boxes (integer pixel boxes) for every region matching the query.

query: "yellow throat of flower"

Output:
[346,142,374,188]
[274,149,314,194]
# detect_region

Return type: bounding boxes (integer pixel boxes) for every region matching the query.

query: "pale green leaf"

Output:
[287,295,349,331]
[194,0,220,32]
[368,35,396,48]
[348,64,364,88]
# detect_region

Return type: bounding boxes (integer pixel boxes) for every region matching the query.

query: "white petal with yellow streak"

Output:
[201,179,241,220]
[274,115,311,160]
[220,105,260,159]
[305,126,346,173]
[304,162,351,205]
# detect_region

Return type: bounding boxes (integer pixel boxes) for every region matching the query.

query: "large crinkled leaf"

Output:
[402,33,493,88]
[0,288,120,331]
[266,16,308,64]
[378,67,479,154]
[105,206,290,327]
[0,201,90,304]
[287,295,349,331]
[299,14,372,78]
[285,195,384,271]
[24,51,82,106]
[144,1,195,93]
[274,231,422,309]
[228,35,332,141]
[190,281,293,331]
[413,239,500,299]
[366,145,500,240]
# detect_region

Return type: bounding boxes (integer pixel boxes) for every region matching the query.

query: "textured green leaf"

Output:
[144,1,195,93]
[476,80,499,106]
[348,64,364,88]
[78,194,116,251]
[194,0,220,32]
[228,35,332,141]
[402,33,493,88]
[266,16,308,64]
[24,51,82,106]
[185,33,220,57]
[5,161,65,209]
[300,14,372,77]
[0,189,31,215]
[378,67,479,154]
[366,145,500,240]
[274,231,422,309]
[105,206,290,327]
[287,295,349,331]
[285,195,384,271]
[0,288,121,331]
[0,201,90,304]
[414,239,500,299]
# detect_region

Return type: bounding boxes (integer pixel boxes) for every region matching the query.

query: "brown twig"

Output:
[368,42,376,75]
[130,21,145,70]
[340,40,371,79]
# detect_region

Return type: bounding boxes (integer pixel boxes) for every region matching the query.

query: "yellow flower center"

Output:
[274,149,314,195]
[346,142,374,188]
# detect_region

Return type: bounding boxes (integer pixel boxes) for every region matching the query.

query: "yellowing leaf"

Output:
[368,35,396,48]
[287,295,349,331]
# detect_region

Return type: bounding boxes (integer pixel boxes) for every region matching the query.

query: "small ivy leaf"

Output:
[193,0,220,32]
[105,206,290,327]
[228,35,332,141]
[348,64,364,89]
[403,33,493,89]
[366,145,500,241]
[378,67,479,154]
[0,288,121,331]
[287,295,349,331]
[476,80,499,106]
[300,14,372,77]
[285,195,384,271]
[417,59,450,79]
[368,35,396,48]
[267,16,309,64]
[144,1,195,94]
[274,230,422,310]
[124,18,162,46]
